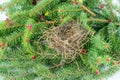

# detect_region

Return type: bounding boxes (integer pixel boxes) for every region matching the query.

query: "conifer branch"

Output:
[31,0,53,16]
[108,0,114,20]
[57,9,82,12]
[0,0,120,79]
[5,0,21,9]
[7,32,23,43]
[87,18,110,22]
[87,18,120,26]
[9,72,35,80]
[115,23,120,26]
[38,19,120,26]
[82,5,96,16]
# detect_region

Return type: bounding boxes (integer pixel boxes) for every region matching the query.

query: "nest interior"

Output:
[45,21,90,58]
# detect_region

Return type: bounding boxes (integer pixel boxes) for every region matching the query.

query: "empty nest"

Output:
[44,21,90,58]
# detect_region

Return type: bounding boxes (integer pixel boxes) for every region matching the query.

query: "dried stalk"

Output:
[82,5,96,16]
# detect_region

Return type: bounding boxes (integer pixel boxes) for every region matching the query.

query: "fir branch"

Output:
[87,18,120,26]
[29,0,60,16]
[22,19,36,55]
[0,0,120,79]
[5,32,23,45]
[9,72,35,80]
[87,18,110,23]
[107,0,114,20]
[57,3,80,17]
[5,0,21,9]
[57,9,82,12]
[115,23,120,26]
[82,5,96,16]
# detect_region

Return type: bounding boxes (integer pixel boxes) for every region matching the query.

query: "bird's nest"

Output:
[44,21,90,59]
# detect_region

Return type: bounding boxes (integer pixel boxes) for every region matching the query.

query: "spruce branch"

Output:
[107,0,114,20]
[29,0,60,16]
[6,32,23,44]
[4,0,21,9]
[87,18,110,23]
[0,0,120,79]
[9,72,35,80]
[82,5,96,16]
[57,9,82,12]
[38,18,120,26]
[115,23,120,26]
[87,18,120,26]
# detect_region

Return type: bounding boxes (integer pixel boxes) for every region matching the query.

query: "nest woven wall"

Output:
[44,21,90,58]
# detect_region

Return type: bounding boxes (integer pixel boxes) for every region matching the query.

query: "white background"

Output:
[0,0,120,80]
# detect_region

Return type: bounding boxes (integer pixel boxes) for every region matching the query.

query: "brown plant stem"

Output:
[82,5,96,16]
[87,18,120,26]
[87,18,110,23]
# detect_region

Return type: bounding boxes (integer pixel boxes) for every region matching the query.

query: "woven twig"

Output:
[44,21,90,59]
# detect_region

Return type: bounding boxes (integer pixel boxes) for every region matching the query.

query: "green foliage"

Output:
[29,0,60,17]
[0,0,120,80]
[107,23,120,59]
